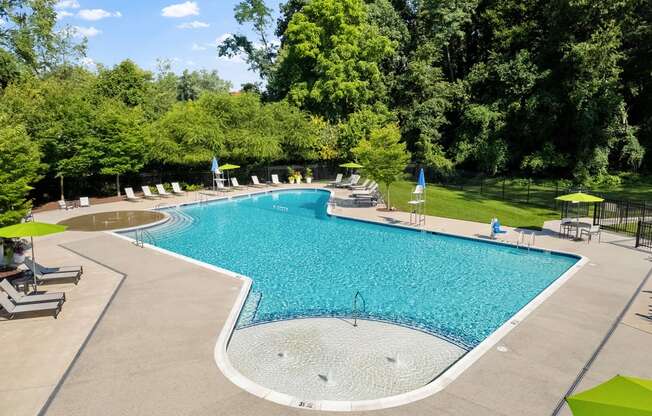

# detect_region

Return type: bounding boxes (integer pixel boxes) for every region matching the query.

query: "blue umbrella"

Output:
[418,168,426,188]
[211,157,219,174]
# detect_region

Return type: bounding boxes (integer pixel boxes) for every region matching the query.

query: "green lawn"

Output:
[381,181,560,230]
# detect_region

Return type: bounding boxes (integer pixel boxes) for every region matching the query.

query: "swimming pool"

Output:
[120,189,579,349]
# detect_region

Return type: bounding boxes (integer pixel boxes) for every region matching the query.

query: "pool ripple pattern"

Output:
[121,190,578,348]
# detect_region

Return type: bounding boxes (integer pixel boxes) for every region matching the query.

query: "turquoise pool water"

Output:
[121,190,578,348]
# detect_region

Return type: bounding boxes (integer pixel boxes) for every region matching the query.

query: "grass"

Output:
[381,181,560,230]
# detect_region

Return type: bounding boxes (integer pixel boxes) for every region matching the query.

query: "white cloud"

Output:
[177,20,209,29]
[55,0,80,9]
[78,9,122,21]
[186,60,197,67]
[161,1,199,18]
[191,43,207,51]
[73,26,102,38]
[215,33,232,45]
[57,10,74,19]
[80,57,97,70]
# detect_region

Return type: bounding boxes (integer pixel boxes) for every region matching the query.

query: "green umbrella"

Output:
[219,164,240,171]
[555,192,604,231]
[0,222,68,291]
[555,192,604,203]
[339,162,364,169]
[218,164,240,187]
[567,375,652,416]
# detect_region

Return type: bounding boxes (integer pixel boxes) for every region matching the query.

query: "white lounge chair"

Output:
[337,174,360,188]
[0,291,61,319]
[0,279,65,305]
[156,184,173,197]
[141,186,158,199]
[171,182,186,195]
[328,173,343,187]
[345,175,362,189]
[251,176,267,187]
[230,178,245,189]
[25,258,82,285]
[79,197,90,208]
[271,174,282,186]
[352,182,378,196]
[24,258,83,277]
[349,179,370,190]
[58,200,75,210]
[216,180,233,192]
[124,187,142,201]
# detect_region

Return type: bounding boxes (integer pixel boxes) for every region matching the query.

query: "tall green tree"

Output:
[353,124,410,209]
[270,0,395,120]
[0,114,41,226]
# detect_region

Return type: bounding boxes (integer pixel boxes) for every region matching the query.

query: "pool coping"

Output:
[109,187,588,412]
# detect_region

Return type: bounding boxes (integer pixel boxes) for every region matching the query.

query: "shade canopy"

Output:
[211,157,219,173]
[567,375,652,416]
[555,192,604,203]
[0,222,67,238]
[219,164,240,171]
[339,162,364,169]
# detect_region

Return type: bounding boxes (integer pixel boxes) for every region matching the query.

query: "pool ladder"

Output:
[133,228,157,248]
[272,204,289,212]
[516,231,536,250]
[352,291,366,327]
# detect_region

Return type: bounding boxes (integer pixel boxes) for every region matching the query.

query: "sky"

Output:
[55,0,282,89]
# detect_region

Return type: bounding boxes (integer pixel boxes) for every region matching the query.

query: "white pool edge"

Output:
[109,186,588,412]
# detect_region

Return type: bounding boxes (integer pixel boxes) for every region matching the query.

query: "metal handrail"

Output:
[352,291,366,327]
[133,228,157,248]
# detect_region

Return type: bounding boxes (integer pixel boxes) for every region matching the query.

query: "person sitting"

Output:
[490,218,507,239]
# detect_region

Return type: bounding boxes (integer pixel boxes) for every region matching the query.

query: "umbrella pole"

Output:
[31,236,38,293]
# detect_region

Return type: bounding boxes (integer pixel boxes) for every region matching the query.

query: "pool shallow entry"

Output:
[118,189,582,408]
[59,210,166,231]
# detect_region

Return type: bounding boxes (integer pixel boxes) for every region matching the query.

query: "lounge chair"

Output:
[271,174,282,186]
[344,175,361,189]
[0,279,65,306]
[230,178,245,189]
[125,187,142,201]
[352,182,378,196]
[24,259,82,285]
[349,179,370,190]
[58,200,75,210]
[141,186,159,199]
[328,174,343,187]
[24,258,83,277]
[0,291,61,319]
[79,197,90,208]
[251,176,267,188]
[155,184,173,197]
[580,225,601,243]
[171,182,186,195]
[216,180,233,192]
[336,175,360,188]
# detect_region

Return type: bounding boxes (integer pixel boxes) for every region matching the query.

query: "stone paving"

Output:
[0,184,650,416]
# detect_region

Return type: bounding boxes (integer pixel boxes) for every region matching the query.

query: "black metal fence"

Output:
[593,199,652,236]
[636,221,652,248]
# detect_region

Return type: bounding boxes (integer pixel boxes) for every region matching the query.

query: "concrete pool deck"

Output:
[1,184,651,415]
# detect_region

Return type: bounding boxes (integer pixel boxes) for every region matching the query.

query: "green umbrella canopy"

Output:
[339,162,364,169]
[555,192,604,203]
[0,222,67,238]
[567,375,652,416]
[219,164,240,171]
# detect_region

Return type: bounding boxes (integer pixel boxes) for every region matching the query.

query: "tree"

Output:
[177,69,232,101]
[95,60,152,108]
[270,0,395,120]
[93,100,146,196]
[353,124,410,209]
[218,0,277,80]
[0,115,41,226]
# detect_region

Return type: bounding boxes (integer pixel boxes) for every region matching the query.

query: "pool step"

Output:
[236,291,263,328]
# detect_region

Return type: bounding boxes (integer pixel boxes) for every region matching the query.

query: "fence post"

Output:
[636,221,641,248]
[527,178,531,204]
[502,178,506,200]
[480,177,484,194]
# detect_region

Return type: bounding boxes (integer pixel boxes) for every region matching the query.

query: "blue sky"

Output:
[55,0,281,89]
